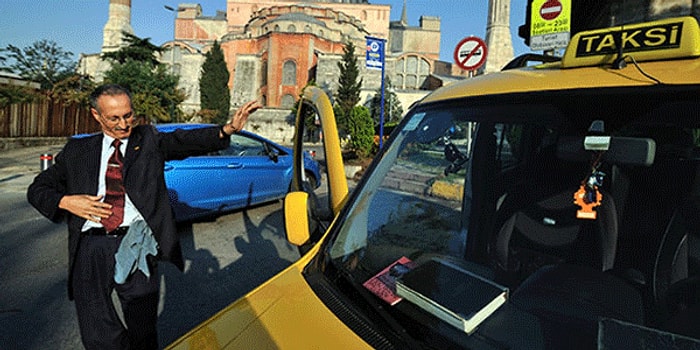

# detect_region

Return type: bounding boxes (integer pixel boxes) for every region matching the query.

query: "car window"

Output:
[219,134,267,156]
[329,110,474,269]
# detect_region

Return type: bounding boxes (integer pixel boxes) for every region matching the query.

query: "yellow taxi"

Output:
[167,16,700,349]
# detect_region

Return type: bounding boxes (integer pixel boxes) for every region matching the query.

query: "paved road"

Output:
[0,144,309,349]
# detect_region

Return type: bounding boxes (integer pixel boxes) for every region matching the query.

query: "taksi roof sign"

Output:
[562,16,700,68]
[453,36,488,71]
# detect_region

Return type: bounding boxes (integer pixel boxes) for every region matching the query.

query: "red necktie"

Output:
[101,139,125,232]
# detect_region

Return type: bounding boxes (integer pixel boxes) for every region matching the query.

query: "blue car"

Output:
[157,123,321,221]
[74,123,321,222]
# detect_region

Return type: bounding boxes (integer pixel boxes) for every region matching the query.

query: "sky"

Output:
[0,0,531,65]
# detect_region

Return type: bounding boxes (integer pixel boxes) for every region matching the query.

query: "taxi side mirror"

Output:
[284,191,311,246]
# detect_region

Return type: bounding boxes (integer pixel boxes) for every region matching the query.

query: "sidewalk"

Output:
[0,143,65,190]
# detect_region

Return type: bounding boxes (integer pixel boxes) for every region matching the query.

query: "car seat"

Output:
[491,183,619,286]
[488,130,621,287]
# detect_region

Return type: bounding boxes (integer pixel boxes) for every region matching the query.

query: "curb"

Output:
[429,180,464,201]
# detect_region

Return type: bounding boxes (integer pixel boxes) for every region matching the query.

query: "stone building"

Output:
[78,0,453,142]
[484,0,514,74]
[78,0,135,83]
[78,0,459,142]
[164,0,451,116]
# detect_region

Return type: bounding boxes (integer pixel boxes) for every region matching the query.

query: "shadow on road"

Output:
[158,205,298,347]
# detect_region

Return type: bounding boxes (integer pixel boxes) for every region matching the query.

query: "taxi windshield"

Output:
[318,85,700,347]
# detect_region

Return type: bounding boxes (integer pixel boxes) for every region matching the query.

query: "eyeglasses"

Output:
[96,110,135,124]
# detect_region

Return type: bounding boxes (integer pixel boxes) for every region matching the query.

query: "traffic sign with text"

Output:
[530,0,571,51]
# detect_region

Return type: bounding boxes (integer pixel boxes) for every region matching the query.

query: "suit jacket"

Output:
[27,124,228,299]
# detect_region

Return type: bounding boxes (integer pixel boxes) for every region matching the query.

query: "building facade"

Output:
[165,0,451,115]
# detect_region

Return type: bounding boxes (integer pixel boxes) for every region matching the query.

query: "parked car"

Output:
[168,17,700,349]
[74,123,321,222]
[157,123,321,221]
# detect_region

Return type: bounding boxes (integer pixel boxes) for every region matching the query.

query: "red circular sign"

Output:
[453,36,488,71]
[540,0,562,21]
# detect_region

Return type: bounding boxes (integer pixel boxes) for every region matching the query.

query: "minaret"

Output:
[483,0,514,73]
[102,0,134,52]
[400,0,408,27]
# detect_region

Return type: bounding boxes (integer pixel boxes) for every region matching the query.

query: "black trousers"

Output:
[72,235,159,350]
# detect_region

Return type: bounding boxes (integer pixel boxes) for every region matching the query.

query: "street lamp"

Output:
[163,5,185,41]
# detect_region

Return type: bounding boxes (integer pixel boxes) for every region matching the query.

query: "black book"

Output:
[396,260,508,334]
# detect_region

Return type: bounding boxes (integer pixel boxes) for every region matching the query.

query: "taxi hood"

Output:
[166,265,371,349]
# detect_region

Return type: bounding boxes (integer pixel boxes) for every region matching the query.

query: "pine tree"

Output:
[101,32,162,67]
[335,40,362,134]
[200,41,231,125]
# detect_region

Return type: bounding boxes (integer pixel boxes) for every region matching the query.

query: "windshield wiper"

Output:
[335,267,427,349]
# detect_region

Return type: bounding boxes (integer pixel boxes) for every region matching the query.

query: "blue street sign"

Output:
[366,36,385,70]
[365,36,387,149]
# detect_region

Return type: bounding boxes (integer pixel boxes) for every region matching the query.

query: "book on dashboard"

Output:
[395,259,508,335]
[363,256,417,305]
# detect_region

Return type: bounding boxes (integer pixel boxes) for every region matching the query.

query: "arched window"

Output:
[282,60,296,86]
[274,25,280,32]
[164,46,182,75]
[280,94,296,108]
[304,25,312,33]
[287,24,296,32]
[393,55,431,89]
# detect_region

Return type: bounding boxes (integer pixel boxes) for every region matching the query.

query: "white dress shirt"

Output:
[82,135,144,231]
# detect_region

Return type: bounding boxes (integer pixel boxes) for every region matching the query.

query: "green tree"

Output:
[0,85,41,107]
[50,74,96,105]
[335,40,362,135]
[0,54,7,67]
[369,78,403,128]
[104,61,183,123]
[101,32,162,66]
[0,39,77,90]
[199,40,230,125]
[102,33,183,123]
[346,105,374,158]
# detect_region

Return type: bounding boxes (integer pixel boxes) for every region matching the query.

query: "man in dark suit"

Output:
[27,84,261,349]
